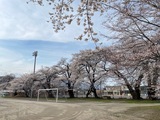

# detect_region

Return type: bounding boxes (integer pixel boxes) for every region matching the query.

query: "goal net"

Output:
[37,88,58,103]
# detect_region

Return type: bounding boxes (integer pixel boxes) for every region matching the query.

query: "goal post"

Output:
[37,88,58,103]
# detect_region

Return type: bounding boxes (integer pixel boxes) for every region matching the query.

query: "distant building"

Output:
[103,85,149,99]
[103,86,123,98]
[0,89,25,97]
[103,84,160,99]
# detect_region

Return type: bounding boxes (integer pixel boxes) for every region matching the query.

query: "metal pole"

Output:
[31,51,38,98]
[33,55,36,74]
[33,51,38,74]
[37,89,40,101]
[56,88,58,103]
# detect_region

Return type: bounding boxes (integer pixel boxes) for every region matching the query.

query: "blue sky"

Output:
[0,0,108,76]
[0,40,94,76]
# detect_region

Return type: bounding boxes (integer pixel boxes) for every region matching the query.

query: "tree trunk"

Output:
[150,66,159,100]
[114,70,138,99]
[92,87,99,98]
[23,88,29,97]
[114,70,144,100]
[14,90,18,96]
[135,87,141,99]
[134,74,144,100]
[86,89,91,98]
[48,91,55,98]
[67,81,75,98]
[152,66,159,85]
[146,63,159,100]
[126,84,137,99]
[68,89,74,98]
[147,74,152,99]
[86,83,98,98]
[46,81,55,98]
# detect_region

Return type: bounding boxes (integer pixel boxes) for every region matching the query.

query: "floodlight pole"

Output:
[31,51,38,98]
[33,51,38,75]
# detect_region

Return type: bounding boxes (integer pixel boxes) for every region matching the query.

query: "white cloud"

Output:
[0,0,83,42]
[0,46,38,75]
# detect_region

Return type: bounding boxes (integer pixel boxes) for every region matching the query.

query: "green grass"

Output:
[123,106,160,120]
[58,97,160,104]
[118,99,160,104]
[3,96,160,104]
[62,97,112,103]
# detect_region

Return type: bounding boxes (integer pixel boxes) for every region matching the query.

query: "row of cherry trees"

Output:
[6,42,159,99]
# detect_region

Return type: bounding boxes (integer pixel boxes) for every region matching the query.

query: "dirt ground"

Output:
[0,98,160,120]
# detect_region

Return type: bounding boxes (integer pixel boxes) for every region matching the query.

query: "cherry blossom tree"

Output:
[54,58,78,98]
[96,40,159,99]
[72,49,107,98]
[96,46,146,99]
[20,73,38,97]
[101,0,160,99]
[36,66,58,97]
[7,75,29,96]
[0,74,15,90]
[10,67,58,98]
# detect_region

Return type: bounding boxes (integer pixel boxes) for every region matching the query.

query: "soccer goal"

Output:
[37,88,58,103]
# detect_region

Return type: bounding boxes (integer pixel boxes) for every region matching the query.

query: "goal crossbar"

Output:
[37,88,58,103]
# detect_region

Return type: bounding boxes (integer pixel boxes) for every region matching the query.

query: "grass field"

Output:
[123,105,160,120]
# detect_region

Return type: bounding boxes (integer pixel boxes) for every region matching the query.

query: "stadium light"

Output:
[31,51,38,98]
[32,51,38,74]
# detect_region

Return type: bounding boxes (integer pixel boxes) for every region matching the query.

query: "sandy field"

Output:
[0,98,159,120]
